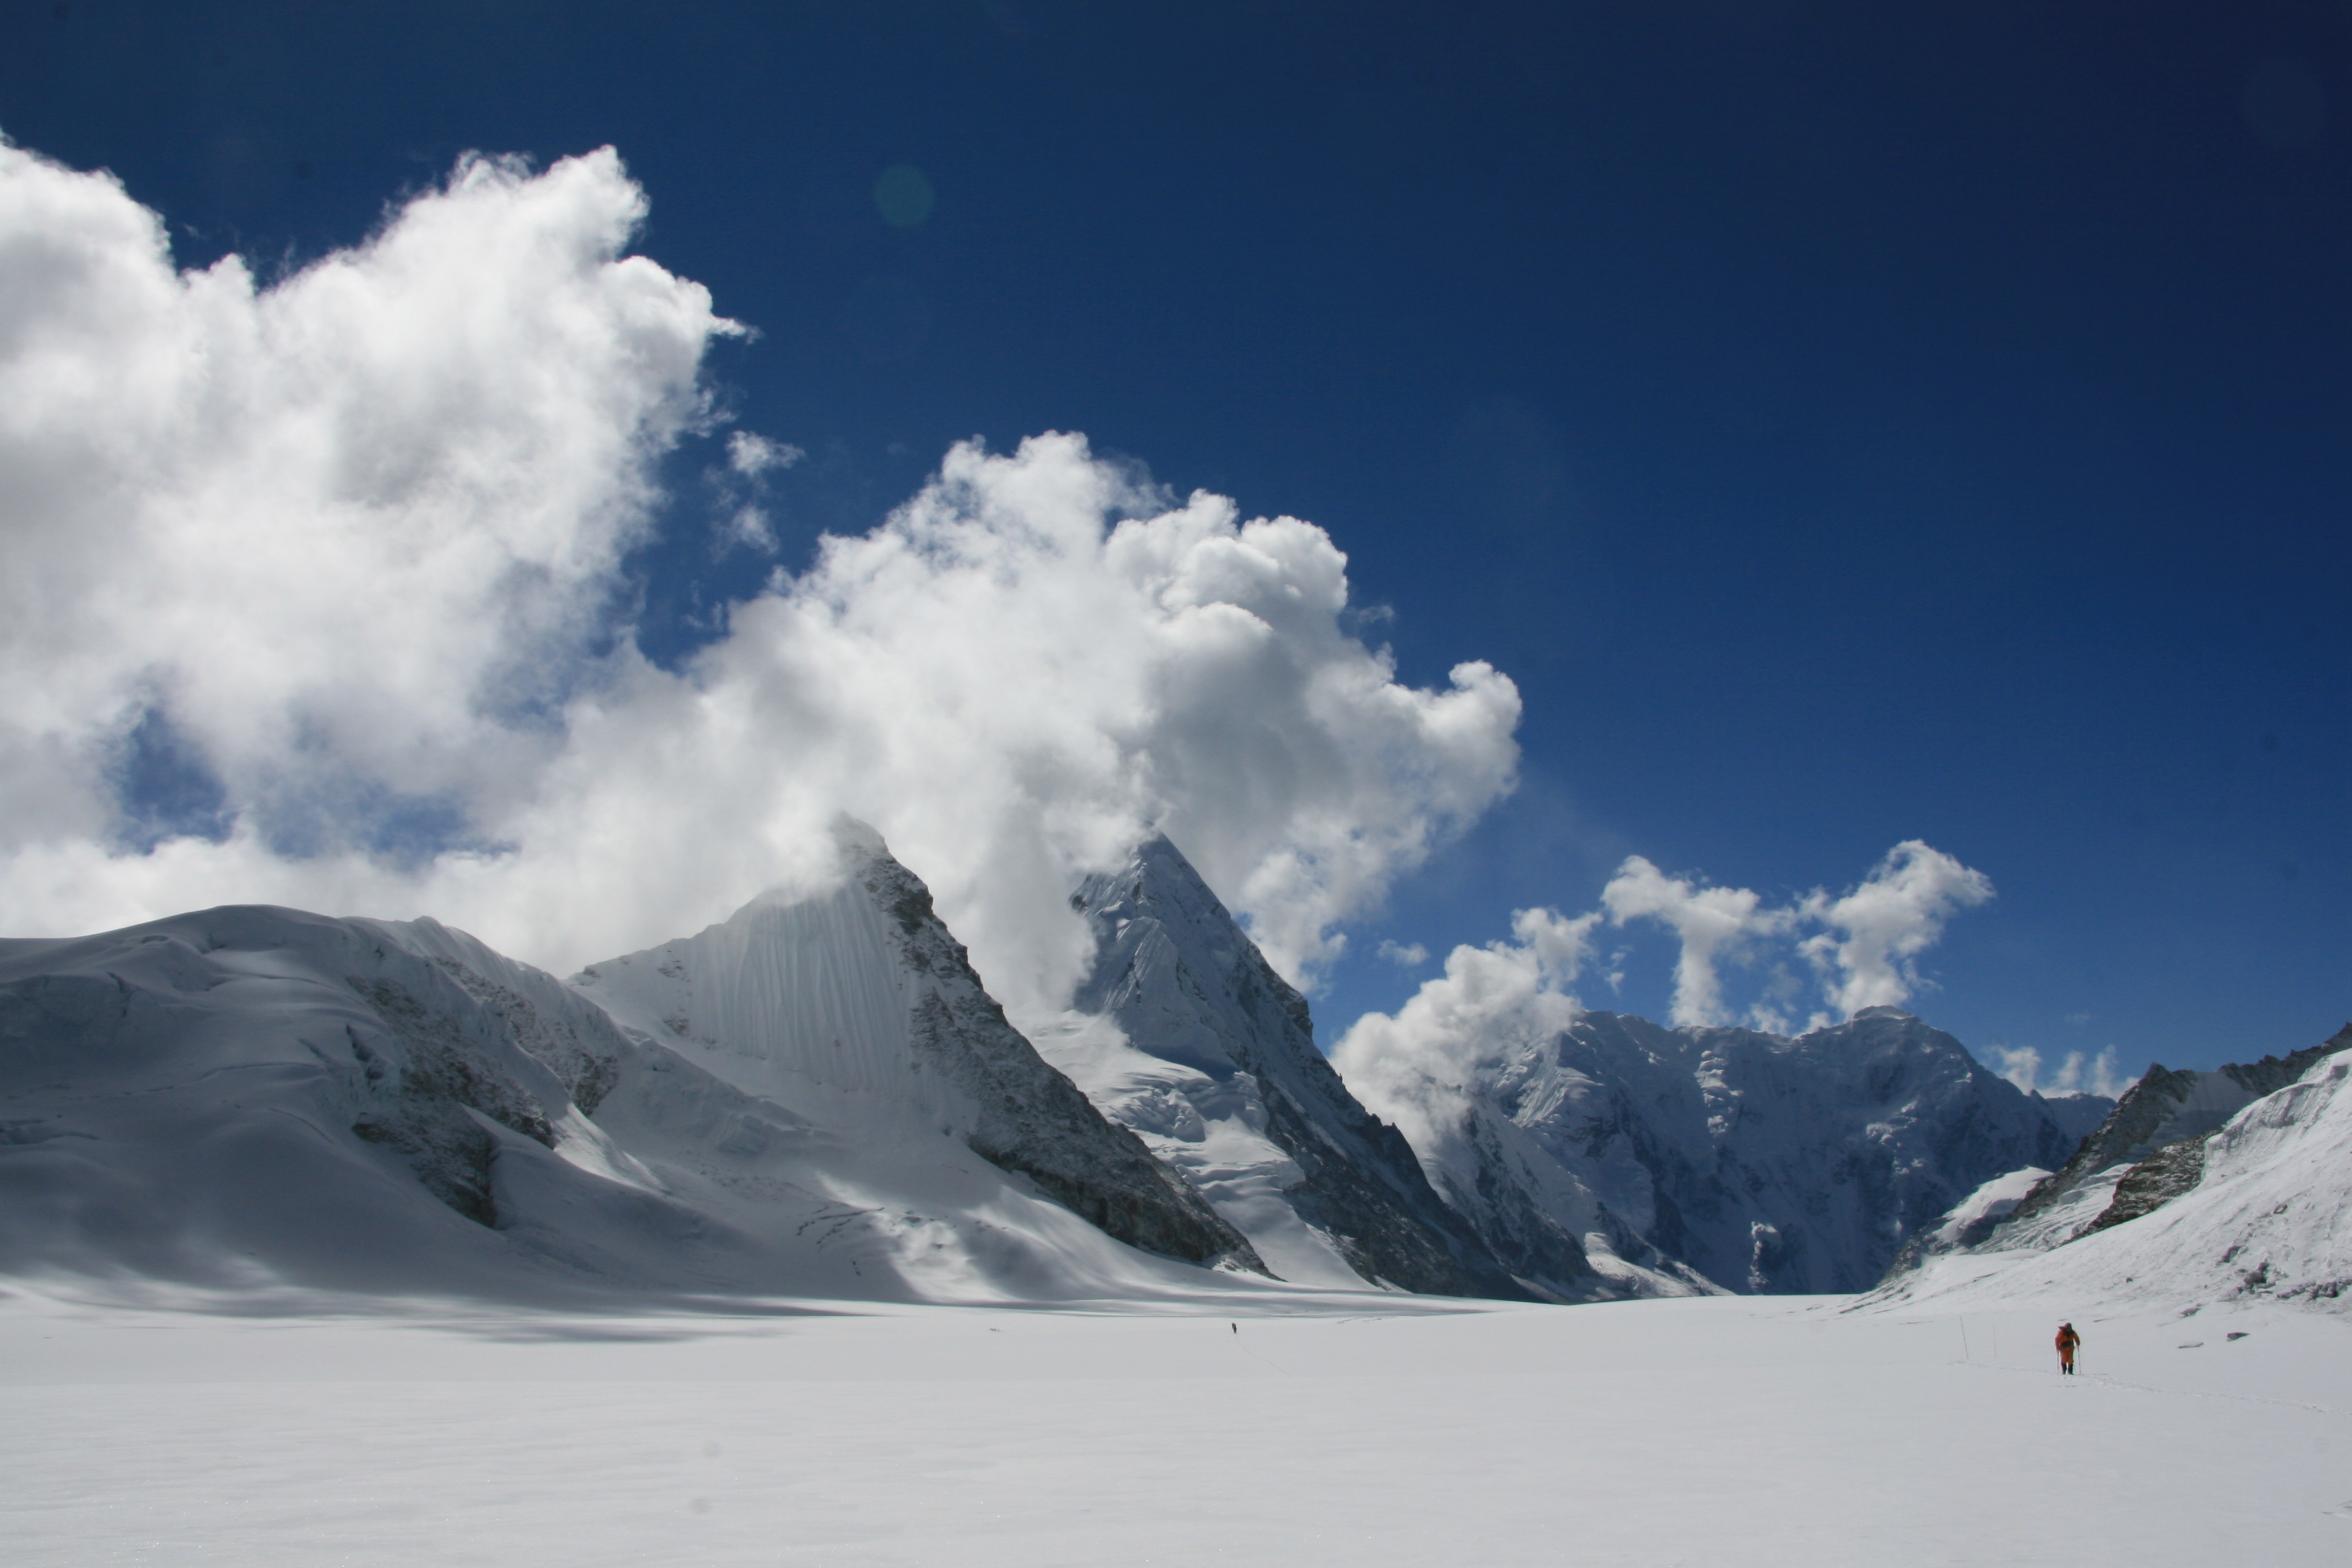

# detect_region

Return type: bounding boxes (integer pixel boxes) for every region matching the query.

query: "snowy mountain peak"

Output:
[1041,833,1536,1298]
[827,812,893,866]
[0,865,1287,1306]
[574,825,1266,1276]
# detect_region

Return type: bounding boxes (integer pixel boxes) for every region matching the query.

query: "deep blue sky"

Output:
[5,0,2345,1073]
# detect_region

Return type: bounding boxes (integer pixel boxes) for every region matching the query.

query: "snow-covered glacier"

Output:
[0,824,1261,1306]
[1030,835,1534,1297]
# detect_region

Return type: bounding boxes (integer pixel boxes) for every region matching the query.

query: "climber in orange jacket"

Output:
[2055,1321,2081,1375]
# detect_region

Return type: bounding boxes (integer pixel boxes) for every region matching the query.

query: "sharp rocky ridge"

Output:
[1030,834,1540,1299]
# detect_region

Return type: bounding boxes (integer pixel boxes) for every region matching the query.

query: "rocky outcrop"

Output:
[2079,1136,2207,1236]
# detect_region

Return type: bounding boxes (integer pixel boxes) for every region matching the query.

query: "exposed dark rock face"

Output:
[343,975,563,1228]
[424,953,621,1114]
[2080,1136,2208,1236]
[1067,836,1536,1300]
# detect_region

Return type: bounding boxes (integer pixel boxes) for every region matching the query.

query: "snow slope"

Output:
[1979,1022,2351,1255]
[0,827,1272,1307]
[1345,1006,2086,1296]
[3,1285,2344,1567]
[1869,1045,2352,1320]
[1033,835,1530,1296]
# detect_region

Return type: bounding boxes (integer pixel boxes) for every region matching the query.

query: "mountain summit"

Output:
[1031,834,1534,1297]
[571,820,1264,1279]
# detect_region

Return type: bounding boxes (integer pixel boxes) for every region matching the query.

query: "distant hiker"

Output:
[1230,1322,1237,1334]
[2055,1322,2081,1375]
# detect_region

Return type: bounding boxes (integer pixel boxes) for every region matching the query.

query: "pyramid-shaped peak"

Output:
[1097,830,1212,890]
[1079,832,1240,930]
[1059,830,1537,1299]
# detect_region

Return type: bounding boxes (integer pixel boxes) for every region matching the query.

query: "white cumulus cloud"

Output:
[1597,843,1994,1030]
[1795,840,1996,1018]
[1600,856,1790,1028]
[0,139,1523,1020]
[1990,1043,2131,1100]
[726,430,803,477]
[0,138,728,852]
[1331,906,1598,1157]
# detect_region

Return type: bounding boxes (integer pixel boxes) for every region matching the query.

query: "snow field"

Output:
[3,1289,2343,1567]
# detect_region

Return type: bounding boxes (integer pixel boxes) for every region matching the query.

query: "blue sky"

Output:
[1,1,2343,1077]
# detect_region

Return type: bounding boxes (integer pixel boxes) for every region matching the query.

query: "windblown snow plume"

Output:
[0,140,1522,1015]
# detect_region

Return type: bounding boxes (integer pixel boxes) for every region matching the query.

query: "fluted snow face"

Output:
[575,879,955,1132]
[575,825,1261,1278]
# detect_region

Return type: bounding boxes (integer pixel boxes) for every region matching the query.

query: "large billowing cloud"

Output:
[0,140,1522,1017]
[0,142,723,847]
[1792,840,1996,1018]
